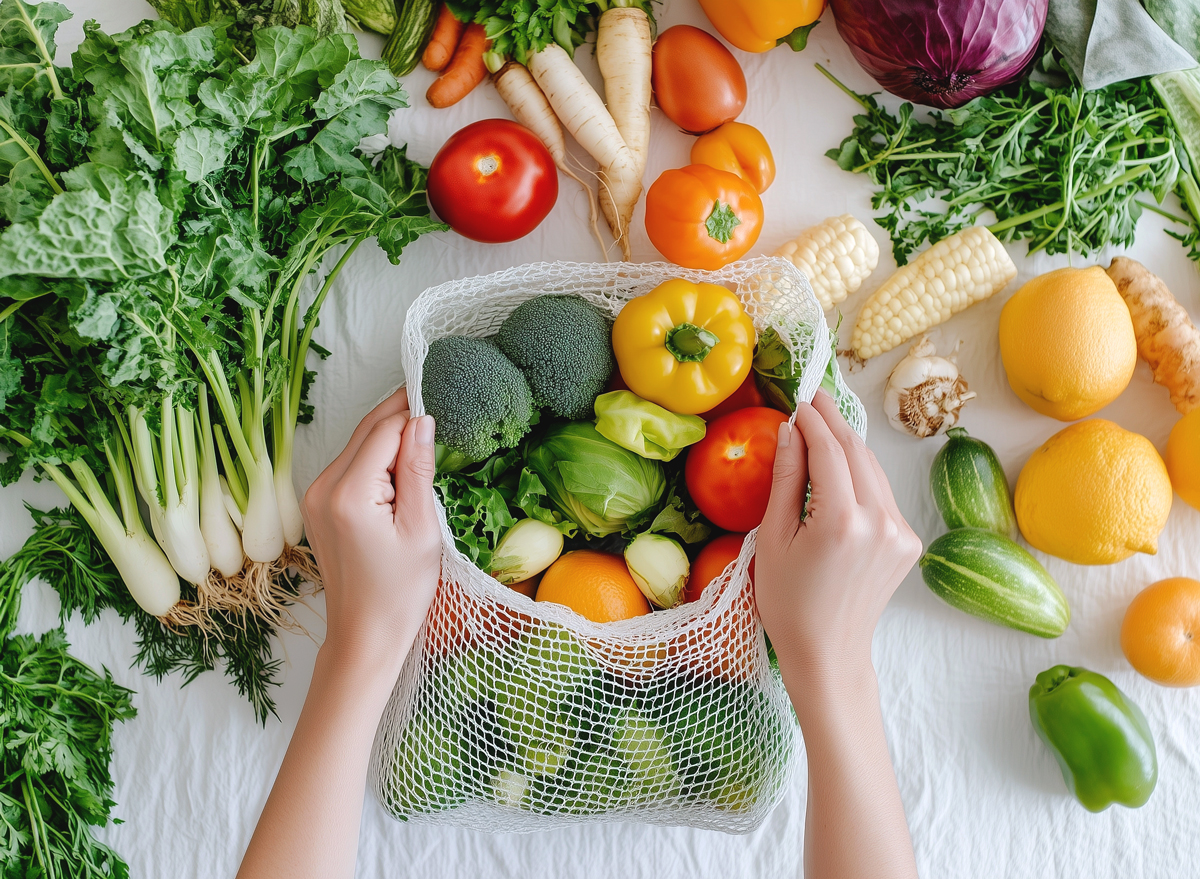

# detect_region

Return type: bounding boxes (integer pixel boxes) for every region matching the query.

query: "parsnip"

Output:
[597,6,652,259]
[528,43,640,260]
[491,59,604,257]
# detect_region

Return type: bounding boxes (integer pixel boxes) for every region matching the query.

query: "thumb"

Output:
[393,414,438,518]
[761,421,808,539]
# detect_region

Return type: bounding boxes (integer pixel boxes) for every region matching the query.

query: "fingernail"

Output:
[414,415,435,446]
[777,422,791,448]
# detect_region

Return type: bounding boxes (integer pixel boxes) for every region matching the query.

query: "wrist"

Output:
[314,637,410,702]
[775,642,879,729]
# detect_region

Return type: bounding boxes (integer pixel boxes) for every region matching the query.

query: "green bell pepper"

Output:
[1028,665,1158,812]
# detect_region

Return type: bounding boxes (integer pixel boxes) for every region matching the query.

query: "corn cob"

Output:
[774,214,879,311]
[851,226,1016,360]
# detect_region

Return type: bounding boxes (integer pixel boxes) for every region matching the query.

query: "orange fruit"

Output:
[1121,577,1200,686]
[998,266,1137,421]
[1166,408,1200,512]
[535,551,651,623]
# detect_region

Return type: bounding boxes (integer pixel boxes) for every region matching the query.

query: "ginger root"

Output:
[1106,256,1200,414]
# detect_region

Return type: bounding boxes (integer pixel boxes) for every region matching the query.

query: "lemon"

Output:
[999,266,1137,421]
[1166,408,1200,512]
[1015,419,1173,565]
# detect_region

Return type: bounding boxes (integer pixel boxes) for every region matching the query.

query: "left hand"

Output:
[301,388,442,676]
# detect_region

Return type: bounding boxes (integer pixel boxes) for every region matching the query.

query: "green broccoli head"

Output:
[421,336,535,462]
[495,295,615,420]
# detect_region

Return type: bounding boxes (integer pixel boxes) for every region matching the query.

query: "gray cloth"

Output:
[1045,0,1196,89]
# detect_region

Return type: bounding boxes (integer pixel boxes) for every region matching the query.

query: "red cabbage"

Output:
[828,0,1048,109]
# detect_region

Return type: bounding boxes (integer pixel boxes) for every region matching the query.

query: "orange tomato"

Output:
[644,164,763,271]
[685,533,752,604]
[652,25,746,134]
[690,122,776,194]
[1121,577,1200,686]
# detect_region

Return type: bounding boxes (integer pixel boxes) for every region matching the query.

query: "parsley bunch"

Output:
[0,627,136,878]
[822,48,1189,265]
[446,0,653,64]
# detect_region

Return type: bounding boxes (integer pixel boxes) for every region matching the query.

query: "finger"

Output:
[761,421,809,543]
[791,399,855,515]
[323,387,410,486]
[340,411,411,501]
[810,389,884,508]
[392,415,438,524]
[865,446,904,523]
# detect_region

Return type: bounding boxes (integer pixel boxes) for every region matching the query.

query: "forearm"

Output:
[236,647,403,879]
[782,659,918,879]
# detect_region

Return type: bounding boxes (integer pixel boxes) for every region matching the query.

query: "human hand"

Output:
[755,390,922,689]
[301,388,442,678]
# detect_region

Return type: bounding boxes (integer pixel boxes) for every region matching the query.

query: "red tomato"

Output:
[685,407,788,531]
[684,532,754,604]
[652,25,747,134]
[428,119,558,243]
[699,372,767,422]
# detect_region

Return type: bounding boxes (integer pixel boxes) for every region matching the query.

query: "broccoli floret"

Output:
[421,336,535,461]
[495,295,615,420]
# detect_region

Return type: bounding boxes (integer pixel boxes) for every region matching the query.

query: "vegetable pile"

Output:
[0,0,441,714]
[387,269,848,821]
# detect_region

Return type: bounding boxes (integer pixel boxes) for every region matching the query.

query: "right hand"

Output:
[301,388,443,679]
[755,390,922,685]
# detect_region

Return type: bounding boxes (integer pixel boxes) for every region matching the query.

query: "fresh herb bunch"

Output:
[0,625,136,878]
[0,506,287,722]
[822,48,1188,265]
[445,0,653,64]
[0,1,442,711]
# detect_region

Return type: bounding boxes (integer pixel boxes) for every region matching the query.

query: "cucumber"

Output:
[920,528,1069,638]
[382,0,439,77]
[929,427,1017,540]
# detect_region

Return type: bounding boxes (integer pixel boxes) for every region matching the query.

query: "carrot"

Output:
[427,23,489,109]
[491,59,605,258]
[423,3,466,73]
[528,43,640,260]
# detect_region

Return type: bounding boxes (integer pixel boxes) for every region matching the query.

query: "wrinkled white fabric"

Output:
[5,1,1200,876]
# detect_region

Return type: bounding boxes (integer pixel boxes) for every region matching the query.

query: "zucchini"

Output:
[920,528,1069,638]
[929,427,1017,539]
[383,0,439,77]
[344,0,399,35]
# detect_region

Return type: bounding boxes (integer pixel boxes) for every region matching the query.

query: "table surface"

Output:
[7,1,1200,877]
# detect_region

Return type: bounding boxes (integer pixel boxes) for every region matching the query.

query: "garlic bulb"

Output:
[884,336,976,437]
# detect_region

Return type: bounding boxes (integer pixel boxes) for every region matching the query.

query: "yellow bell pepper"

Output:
[611,279,757,415]
[697,0,825,54]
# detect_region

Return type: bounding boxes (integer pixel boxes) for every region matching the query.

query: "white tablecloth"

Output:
[7,1,1200,876]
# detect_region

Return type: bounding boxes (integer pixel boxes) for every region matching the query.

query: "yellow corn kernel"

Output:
[851,227,1016,360]
[774,214,879,311]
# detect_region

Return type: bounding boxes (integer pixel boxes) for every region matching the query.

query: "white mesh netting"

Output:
[369,259,866,833]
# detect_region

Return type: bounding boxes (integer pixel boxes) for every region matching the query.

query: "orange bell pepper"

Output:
[697,0,825,53]
[690,122,776,194]
[644,164,764,271]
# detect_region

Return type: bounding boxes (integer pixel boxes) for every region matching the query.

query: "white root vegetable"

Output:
[597,6,652,258]
[491,59,605,257]
[129,402,211,586]
[528,43,640,260]
[197,386,244,578]
[884,335,976,438]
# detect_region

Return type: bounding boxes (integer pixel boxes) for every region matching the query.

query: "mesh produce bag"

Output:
[370,259,866,833]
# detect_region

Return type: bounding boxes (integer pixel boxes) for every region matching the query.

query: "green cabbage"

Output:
[526,422,666,536]
[593,391,706,461]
